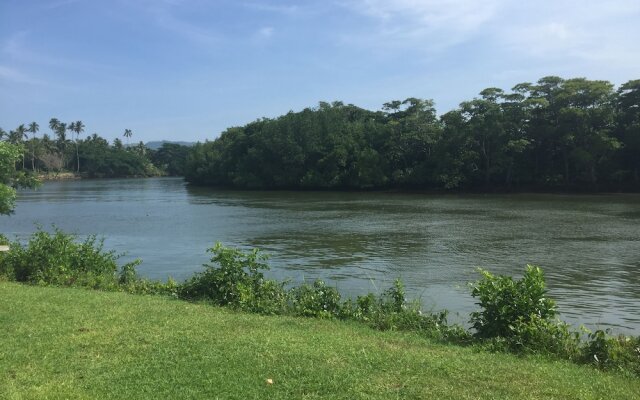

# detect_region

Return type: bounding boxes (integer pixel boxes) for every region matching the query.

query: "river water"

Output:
[2,177,639,334]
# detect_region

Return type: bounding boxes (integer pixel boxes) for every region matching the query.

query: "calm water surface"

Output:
[2,178,639,334]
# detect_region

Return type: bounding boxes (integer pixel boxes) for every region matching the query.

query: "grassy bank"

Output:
[1,282,638,399]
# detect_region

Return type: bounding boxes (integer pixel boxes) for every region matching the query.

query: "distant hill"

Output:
[145,141,196,150]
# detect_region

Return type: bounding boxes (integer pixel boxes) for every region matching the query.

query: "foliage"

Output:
[582,329,640,376]
[150,142,191,176]
[470,265,557,339]
[289,279,343,318]
[1,121,179,178]
[177,242,288,314]
[0,141,39,215]
[183,77,640,192]
[0,229,134,289]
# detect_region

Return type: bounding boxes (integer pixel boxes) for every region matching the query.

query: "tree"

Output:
[0,141,38,215]
[123,129,132,145]
[28,122,39,171]
[555,78,617,186]
[54,122,68,168]
[12,124,28,169]
[614,80,640,185]
[113,138,124,150]
[69,120,85,173]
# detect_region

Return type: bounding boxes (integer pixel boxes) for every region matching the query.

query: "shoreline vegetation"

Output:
[1,229,638,381]
[184,76,640,193]
[2,76,639,194]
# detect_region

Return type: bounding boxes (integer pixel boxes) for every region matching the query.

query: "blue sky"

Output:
[1,0,639,143]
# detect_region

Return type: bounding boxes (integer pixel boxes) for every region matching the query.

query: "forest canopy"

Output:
[185,76,640,191]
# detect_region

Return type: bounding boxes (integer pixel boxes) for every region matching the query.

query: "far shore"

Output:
[36,172,172,181]
[37,172,81,181]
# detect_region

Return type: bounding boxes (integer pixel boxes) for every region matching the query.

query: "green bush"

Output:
[470,265,557,340]
[582,329,640,376]
[118,260,180,297]
[289,280,343,318]
[0,229,139,289]
[177,242,287,314]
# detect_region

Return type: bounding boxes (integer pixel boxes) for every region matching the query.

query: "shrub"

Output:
[0,229,139,289]
[177,242,287,314]
[470,265,557,340]
[582,329,640,376]
[289,280,343,318]
[119,260,180,297]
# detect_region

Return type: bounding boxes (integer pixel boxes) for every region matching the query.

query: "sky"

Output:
[1,0,639,143]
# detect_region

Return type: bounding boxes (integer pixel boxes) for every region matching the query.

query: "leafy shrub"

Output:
[470,265,557,339]
[177,242,287,314]
[289,280,343,318]
[582,329,640,376]
[118,260,180,297]
[339,279,468,341]
[499,315,580,357]
[0,229,139,289]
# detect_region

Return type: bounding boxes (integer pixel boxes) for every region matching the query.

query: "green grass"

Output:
[1,282,638,400]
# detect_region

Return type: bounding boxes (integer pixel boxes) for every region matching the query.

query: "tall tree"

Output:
[69,120,85,173]
[123,128,132,145]
[28,122,39,171]
[14,124,28,169]
[55,122,68,168]
[615,79,640,184]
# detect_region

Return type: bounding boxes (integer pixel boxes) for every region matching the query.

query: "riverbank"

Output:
[1,282,638,399]
[36,171,167,181]
[37,171,81,181]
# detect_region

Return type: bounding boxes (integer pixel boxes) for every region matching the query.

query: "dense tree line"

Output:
[185,76,640,191]
[0,119,191,178]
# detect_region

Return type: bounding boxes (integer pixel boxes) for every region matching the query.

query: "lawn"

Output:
[1,282,638,399]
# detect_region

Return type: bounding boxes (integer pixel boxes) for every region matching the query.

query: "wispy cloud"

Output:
[2,31,116,74]
[340,0,640,75]
[127,1,221,47]
[499,1,640,70]
[151,8,220,46]
[340,0,504,51]
[0,65,45,86]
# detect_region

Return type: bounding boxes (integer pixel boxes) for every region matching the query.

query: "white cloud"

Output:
[341,0,504,50]
[341,0,640,78]
[500,1,640,74]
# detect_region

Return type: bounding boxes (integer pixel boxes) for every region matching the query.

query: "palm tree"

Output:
[123,129,132,145]
[56,122,68,169]
[16,124,28,169]
[28,122,39,171]
[69,121,84,173]
[49,118,60,133]
[0,127,6,141]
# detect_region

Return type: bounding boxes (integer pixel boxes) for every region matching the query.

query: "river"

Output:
[2,177,639,334]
